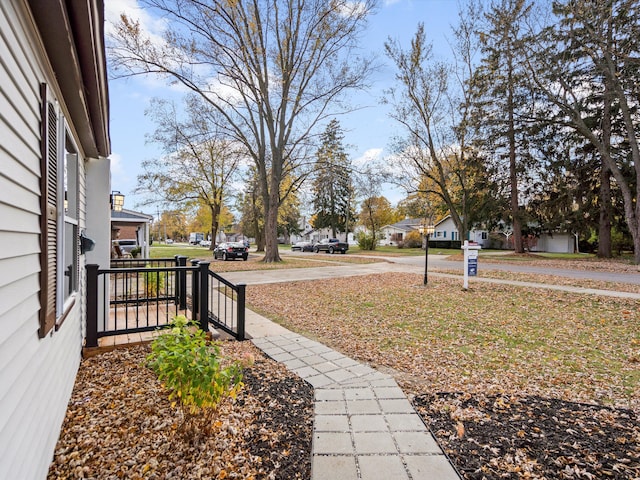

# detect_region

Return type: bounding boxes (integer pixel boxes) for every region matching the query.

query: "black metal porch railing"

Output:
[85,256,246,347]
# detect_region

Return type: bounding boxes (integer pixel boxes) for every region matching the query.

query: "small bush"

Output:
[356,232,376,250]
[130,246,141,258]
[404,231,423,248]
[143,265,165,297]
[147,316,243,415]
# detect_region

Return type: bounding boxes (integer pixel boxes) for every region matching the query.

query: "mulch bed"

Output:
[48,343,313,480]
[413,392,640,480]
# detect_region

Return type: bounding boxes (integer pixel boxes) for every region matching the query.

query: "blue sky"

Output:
[106,0,463,216]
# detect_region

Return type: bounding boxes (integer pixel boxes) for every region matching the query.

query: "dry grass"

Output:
[246,273,640,412]
[432,268,640,294]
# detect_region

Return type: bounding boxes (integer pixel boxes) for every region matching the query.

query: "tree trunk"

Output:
[597,166,612,258]
[209,204,219,251]
[262,184,281,263]
[507,63,523,253]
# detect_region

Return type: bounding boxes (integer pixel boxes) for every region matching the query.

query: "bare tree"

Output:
[109,0,376,262]
[137,96,243,248]
[384,2,484,244]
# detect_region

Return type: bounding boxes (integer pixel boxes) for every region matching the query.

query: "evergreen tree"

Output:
[530,0,640,262]
[472,0,539,253]
[311,120,355,239]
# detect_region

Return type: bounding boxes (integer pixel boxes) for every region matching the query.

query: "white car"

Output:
[199,239,212,247]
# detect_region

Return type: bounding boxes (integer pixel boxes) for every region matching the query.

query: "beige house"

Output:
[0,1,111,477]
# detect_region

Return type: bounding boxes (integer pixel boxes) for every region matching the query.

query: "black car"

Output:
[213,242,249,261]
[291,241,313,252]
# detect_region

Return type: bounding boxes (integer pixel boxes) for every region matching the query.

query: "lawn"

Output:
[246,273,640,478]
[246,273,639,410]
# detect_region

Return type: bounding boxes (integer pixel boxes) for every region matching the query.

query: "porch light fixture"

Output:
[419,224,435,285]
[111,191,124,211]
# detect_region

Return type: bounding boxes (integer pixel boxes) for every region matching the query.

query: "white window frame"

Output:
[56,116,80,317]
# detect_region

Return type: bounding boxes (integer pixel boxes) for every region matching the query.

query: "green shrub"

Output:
[147,316,243,414]
[356,231,376,250]
[143,265,165,297]
[404,231,422,248]
[130,246,141,258]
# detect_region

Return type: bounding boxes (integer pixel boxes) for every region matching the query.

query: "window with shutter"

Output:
[39,83,58,338]
[39,83,80,338]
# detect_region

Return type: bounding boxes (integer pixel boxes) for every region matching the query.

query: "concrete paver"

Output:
[251,328,462,479]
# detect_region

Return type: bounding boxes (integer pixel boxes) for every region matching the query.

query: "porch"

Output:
[84,256,246,353]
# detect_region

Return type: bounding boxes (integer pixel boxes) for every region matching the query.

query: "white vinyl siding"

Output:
[0,2,84,479]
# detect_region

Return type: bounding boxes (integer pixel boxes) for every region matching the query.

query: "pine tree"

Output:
[311,120,355,239]
[472,0,538,253]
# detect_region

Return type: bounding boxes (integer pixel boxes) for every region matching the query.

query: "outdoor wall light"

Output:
[80,231,95,254]
[111,191,125,211]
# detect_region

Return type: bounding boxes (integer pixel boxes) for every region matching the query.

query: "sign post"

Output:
[462,240,481,290]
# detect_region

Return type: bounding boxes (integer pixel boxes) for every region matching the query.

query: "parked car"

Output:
[165,238,174,244]
[199,239,212,247]
[213,242,249,261]
[313,238,349,254]
[291,241,313,252]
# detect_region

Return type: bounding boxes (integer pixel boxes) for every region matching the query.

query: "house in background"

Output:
[432,216,488,247]
[380,217,489,247]
[111,208,154,258]
[492,230,575,253]
[380,218,422,246]
[0,1,111,478]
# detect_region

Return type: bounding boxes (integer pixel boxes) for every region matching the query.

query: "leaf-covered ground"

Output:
[246,272,640,479]
[415,392,639,479]
[432,268,640,294]
[48,342,313,480]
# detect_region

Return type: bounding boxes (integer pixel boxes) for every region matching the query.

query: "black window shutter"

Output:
[39,83,57,338]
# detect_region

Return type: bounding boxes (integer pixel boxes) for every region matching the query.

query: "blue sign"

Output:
[468,258,478,276]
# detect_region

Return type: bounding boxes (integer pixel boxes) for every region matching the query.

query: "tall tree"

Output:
[529,0,640,263]
[237,168,265,251]
[137,96,242,249]
[472,0,538,253]
[110,0,376,262]
[311,119,355,238]
[358,196,395,249]
[385,3,485,244]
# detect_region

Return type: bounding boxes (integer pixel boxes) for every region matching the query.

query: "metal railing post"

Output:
[236,283,246,341]
[177,256,187,309]
[198,262,210,333]
[174,255,180,304]
[85,264,99,348]
[191,259,200,322]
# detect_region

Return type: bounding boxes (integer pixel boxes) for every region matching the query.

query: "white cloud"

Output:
[104,0,168,39]
[353,147,383,168]
[339,1,368,17]
[109,152,134,190]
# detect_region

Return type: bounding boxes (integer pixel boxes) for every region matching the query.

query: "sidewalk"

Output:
[245,309,461,480]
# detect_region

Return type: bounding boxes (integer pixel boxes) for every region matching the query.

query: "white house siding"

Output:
[0,2,84,478]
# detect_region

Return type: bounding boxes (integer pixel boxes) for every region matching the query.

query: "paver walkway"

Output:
[246,311,461,479]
